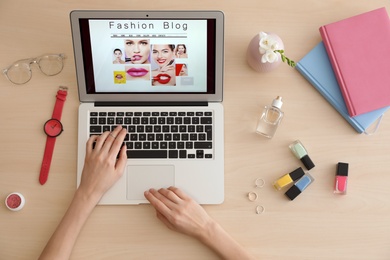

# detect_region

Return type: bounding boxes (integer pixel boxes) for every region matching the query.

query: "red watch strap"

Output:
[52,87,67,120]
[39,137,56,185]
[39,86,68,185]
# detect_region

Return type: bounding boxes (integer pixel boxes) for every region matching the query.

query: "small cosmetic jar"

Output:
[5,192,25,211]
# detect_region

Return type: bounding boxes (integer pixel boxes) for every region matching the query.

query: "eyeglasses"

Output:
[3,54,65,85]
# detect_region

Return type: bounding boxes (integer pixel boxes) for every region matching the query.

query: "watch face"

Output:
[44,119,63,137]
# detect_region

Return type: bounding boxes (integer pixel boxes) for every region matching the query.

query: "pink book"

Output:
[320,7,390,117]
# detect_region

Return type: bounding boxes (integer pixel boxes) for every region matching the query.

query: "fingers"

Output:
[86,135,99,155]
[158,187,183,204]
[167,187,190,201]
[144,189,171,216]
[107,127,127,158]
[102,126,125,155]
[92,131,110,151]
[160,66,175,73]
[115,144,127,172]
[86,126,126,155]
[145,187,188,206]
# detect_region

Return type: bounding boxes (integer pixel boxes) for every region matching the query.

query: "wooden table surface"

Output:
[1,0,390,259]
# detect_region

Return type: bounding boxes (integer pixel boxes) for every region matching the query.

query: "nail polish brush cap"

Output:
[301,155,315,170]
[337,162,349,176]
[285,185,301,200]
[285,173,314,200]
[289,140,315,170]
[290,167,305,181]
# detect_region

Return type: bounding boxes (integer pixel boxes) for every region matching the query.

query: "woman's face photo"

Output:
[114,50,122,59]
[177,45,186,54]
[179,64,187,76]
[152,44,175,68]
[125,39,150,64]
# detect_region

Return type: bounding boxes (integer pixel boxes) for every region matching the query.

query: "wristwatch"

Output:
[39,86,68,185]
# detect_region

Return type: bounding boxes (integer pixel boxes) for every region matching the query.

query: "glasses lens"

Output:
[5,63,32,84]
[38,54,64,76]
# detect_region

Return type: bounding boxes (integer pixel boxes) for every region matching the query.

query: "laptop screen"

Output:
[79,18,215,95]
[71,11,224,102]
[70,11,224,103]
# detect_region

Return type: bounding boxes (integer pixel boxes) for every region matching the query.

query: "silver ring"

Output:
[247,191,258,202]
[255,178,265,188]
[256,205,265,214]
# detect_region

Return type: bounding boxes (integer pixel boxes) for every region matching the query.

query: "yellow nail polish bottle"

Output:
[273,167,305,190]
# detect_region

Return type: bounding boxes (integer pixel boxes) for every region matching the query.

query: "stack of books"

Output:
[296,7,390,134]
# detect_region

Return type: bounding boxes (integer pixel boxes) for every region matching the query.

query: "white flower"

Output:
[261,49,279,63]
[258,32,280,63]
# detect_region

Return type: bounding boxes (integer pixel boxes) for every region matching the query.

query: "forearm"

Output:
[199,221,256,260]
[39,190,99,260]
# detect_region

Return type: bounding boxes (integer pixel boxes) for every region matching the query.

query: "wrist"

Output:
[197,219,220,244]
[74,188,101,209]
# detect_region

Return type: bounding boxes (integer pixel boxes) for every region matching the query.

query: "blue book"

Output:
[296,42,388,134]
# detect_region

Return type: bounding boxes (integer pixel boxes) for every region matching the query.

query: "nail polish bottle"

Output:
[334,162,349,194]
[256,96,284,138]
[273,167,305,190]
[289,140,315,170]
[285,173,315,200]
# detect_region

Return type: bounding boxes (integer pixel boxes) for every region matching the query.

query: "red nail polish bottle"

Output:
[334,162,348,194]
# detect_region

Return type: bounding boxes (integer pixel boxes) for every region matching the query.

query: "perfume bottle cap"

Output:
[271,96,283,109]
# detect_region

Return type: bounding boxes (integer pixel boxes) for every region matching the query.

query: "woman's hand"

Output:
[144,187,256,260]
[39,126,128,260]
[78,126,127,205]
[144,187,215,240]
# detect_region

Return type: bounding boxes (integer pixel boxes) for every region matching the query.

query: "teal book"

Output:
[296,42,388,134]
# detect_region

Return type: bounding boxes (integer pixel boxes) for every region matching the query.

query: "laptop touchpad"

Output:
[126,165,175,200]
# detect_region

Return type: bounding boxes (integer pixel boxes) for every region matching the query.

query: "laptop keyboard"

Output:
[89,111,213,159]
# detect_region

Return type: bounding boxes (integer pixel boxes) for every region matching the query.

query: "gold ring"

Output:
[256,205,265,214]
[255,178,265,188]
[109,133,117,139]
[247,191,258,202]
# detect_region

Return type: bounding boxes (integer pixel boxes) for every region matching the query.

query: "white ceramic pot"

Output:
[246,32,284,73]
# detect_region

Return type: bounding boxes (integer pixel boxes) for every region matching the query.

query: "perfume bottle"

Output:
[256,96,284,138]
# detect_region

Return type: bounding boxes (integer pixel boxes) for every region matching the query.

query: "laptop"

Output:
[70,10,225,204]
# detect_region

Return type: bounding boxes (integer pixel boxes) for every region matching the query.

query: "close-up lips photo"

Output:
[126,67,149,77]
[131,55,143,61]
[153,73,171,84]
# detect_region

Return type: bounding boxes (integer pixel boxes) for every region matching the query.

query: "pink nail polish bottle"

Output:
[334,162,348,194]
